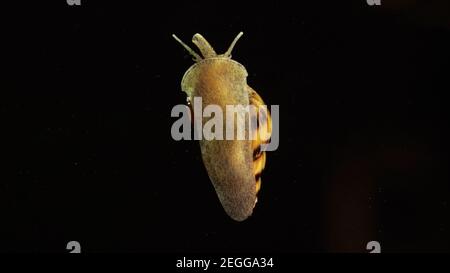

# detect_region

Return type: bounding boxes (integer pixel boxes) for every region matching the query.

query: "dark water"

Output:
[2,1,450,252]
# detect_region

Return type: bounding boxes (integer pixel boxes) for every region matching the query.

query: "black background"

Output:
[2,0,450,252]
